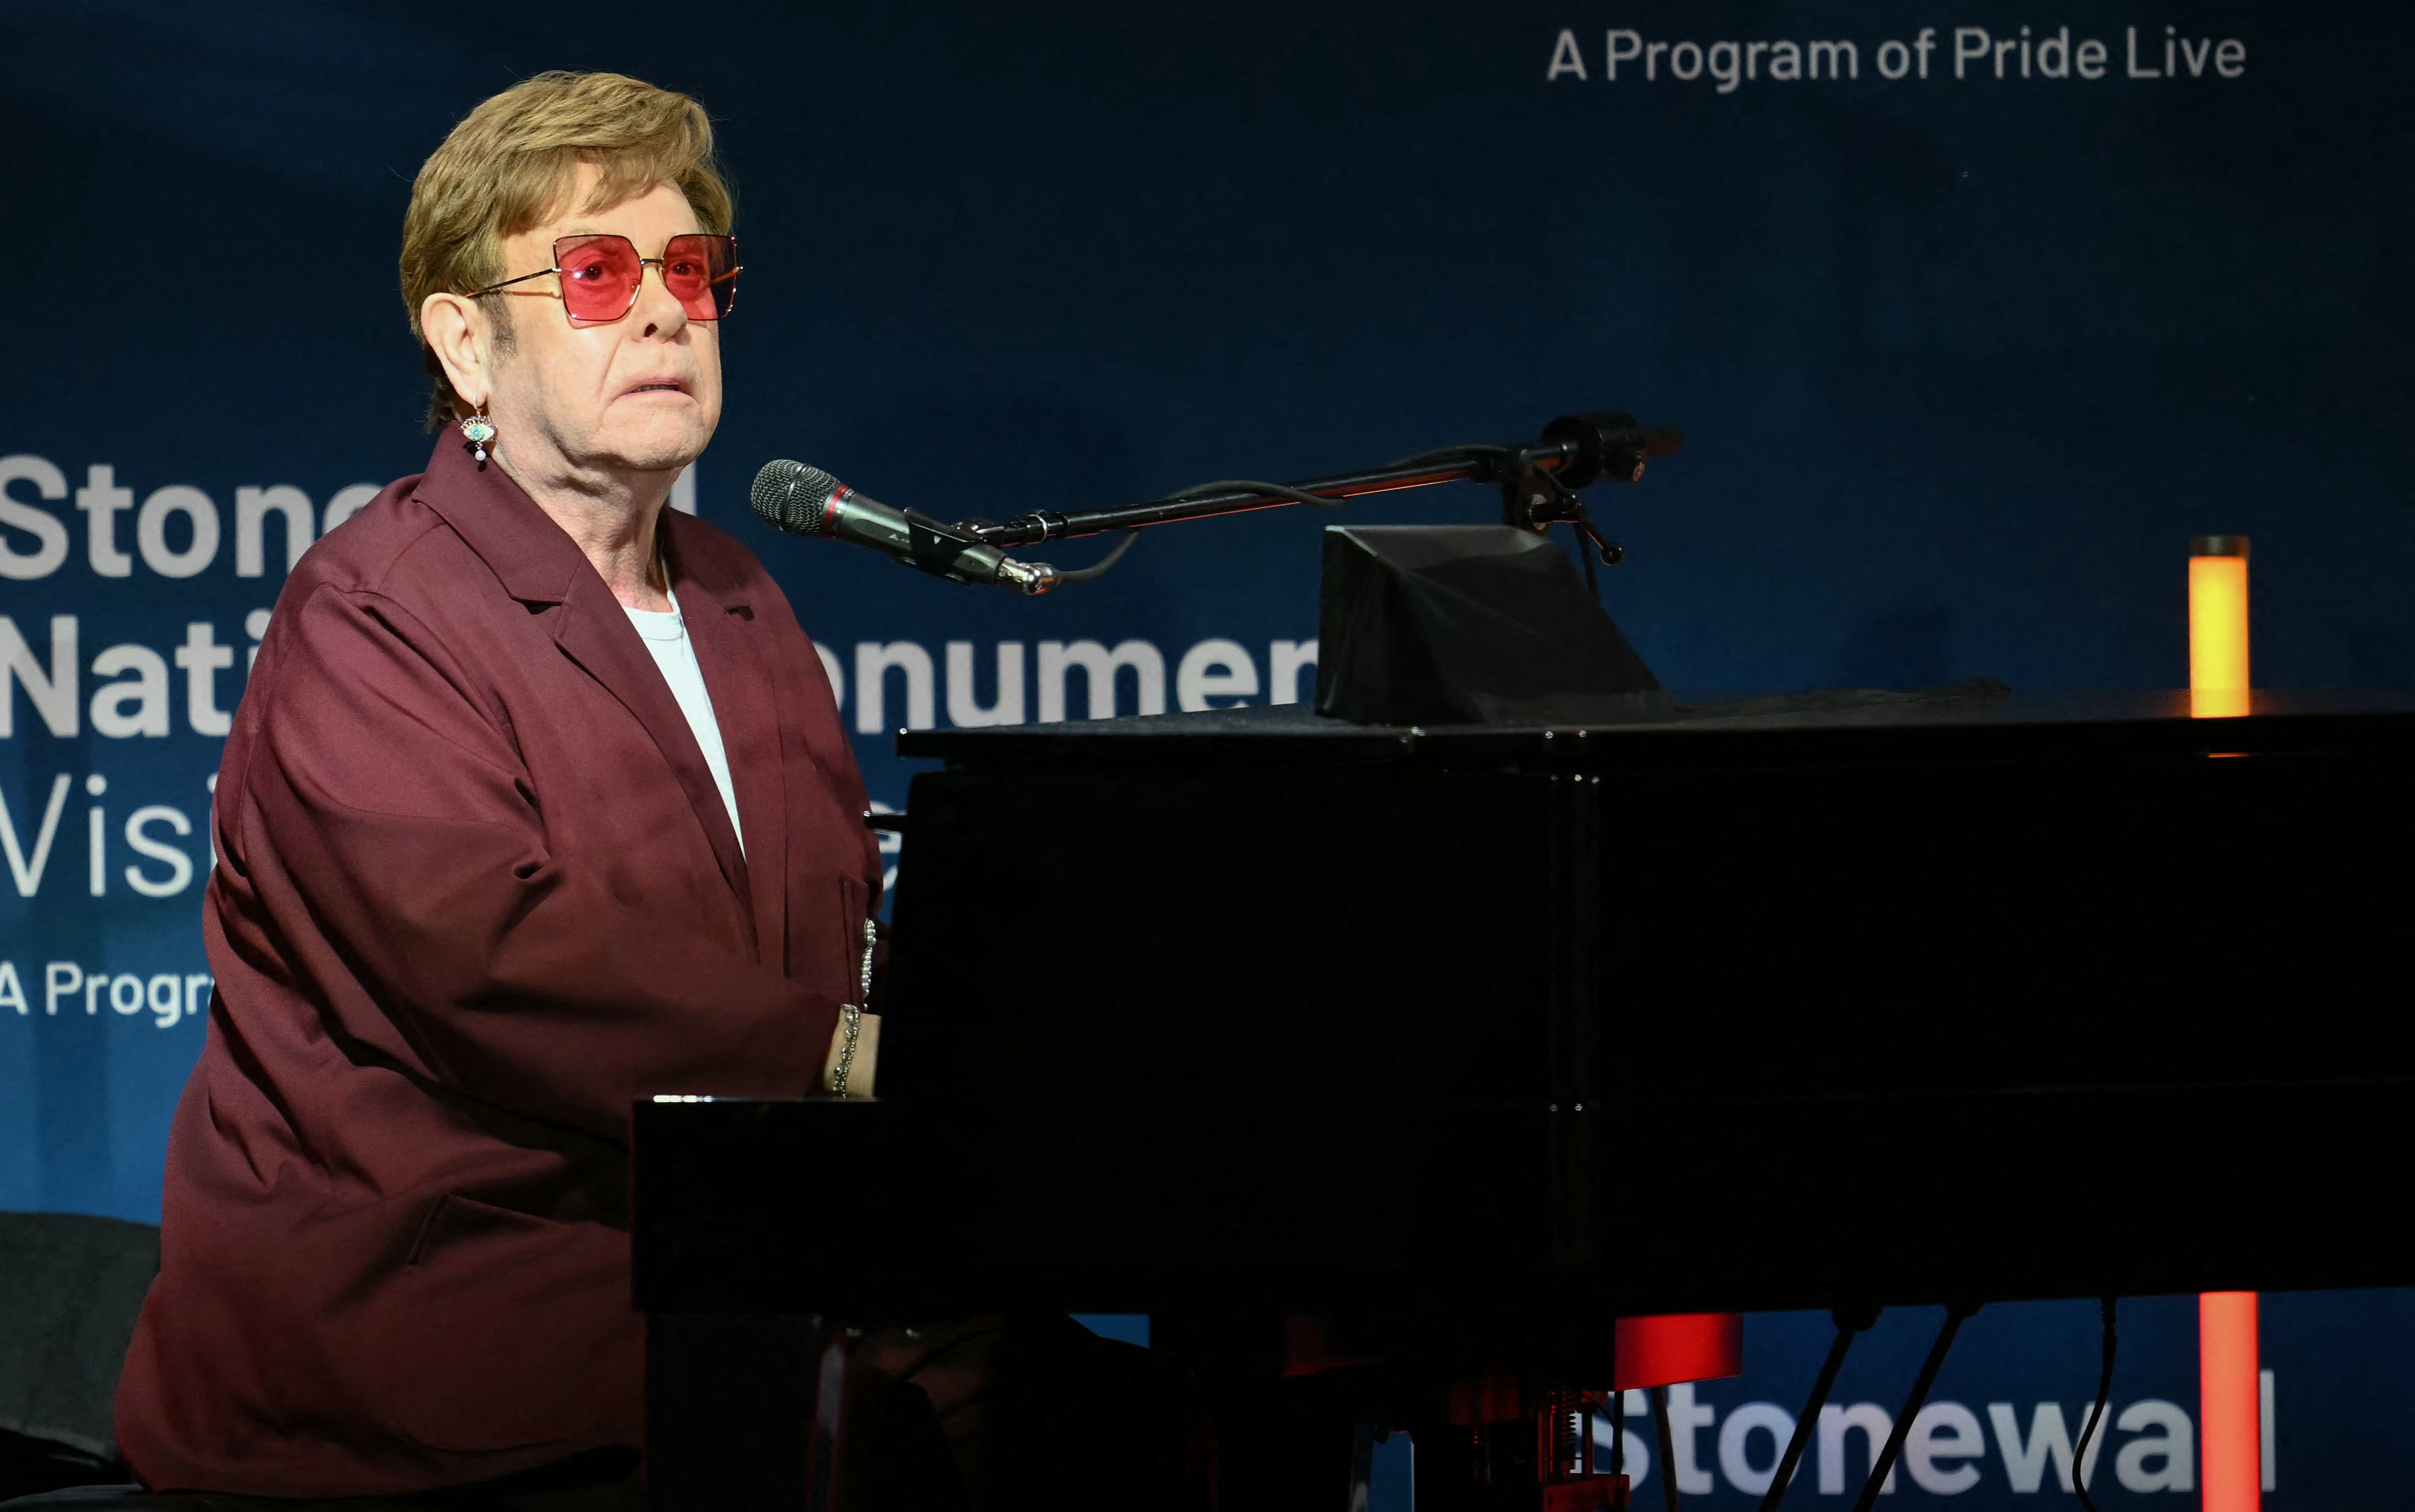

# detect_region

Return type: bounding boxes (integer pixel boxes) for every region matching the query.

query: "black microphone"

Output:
[1539,411,1683,486]
[749,461,1058,593]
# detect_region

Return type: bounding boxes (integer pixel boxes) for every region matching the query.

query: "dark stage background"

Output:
[3,1,2410,1502]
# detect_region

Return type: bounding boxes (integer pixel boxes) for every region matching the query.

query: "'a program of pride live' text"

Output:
[1547,25,2247,93]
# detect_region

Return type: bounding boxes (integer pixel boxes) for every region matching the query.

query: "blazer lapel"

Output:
[551,574,757,943]
[665,516,790,972]
[409,439,758,952]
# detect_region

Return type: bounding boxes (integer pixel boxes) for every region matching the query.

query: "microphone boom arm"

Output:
[748,409,1681,596]
[952,410,1683,551]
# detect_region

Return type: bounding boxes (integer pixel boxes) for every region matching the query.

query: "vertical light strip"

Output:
[2200,1291,2261,1512]
[2188,535,2250,718]
[2259,1369,2276,1493]
[2189,533,2259,1508]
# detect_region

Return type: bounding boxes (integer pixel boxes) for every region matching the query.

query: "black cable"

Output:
[1609,1389,1626,1480]
[1167,478,1343,509]
[1849,1304,1979,1512]
[1048,529,1139,584]
[1650,1386,1681,1512]
[2072,1298,2118,1512]
[1758,1307,1878,1512]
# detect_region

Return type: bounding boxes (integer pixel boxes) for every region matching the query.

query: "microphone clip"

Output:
[902,508,986,581]
[1503,462,1623,568]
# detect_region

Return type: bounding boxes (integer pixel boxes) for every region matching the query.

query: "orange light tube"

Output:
[2201,1291,2261,1512]
[2189,537,2250,718]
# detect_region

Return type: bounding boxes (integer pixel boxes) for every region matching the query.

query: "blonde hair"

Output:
[398,71,734,429]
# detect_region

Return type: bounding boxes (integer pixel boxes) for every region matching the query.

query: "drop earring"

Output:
[459,410,496,469]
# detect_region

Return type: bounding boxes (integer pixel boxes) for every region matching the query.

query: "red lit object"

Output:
[1613,1313,1743,1390]
[2200,1292,2260,1512]
[1444,1362,1526,1425]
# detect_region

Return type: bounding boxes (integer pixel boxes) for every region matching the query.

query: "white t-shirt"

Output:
[624,588,743,854]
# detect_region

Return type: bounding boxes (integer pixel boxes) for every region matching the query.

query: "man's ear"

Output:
[421,293,490,412]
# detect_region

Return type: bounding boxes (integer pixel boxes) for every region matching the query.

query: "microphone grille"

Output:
[749,459,843,534]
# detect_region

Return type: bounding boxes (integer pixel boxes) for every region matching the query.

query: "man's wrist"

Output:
[823,1007,880,1098]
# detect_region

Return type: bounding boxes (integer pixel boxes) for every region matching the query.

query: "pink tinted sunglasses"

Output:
[469,233,740,324]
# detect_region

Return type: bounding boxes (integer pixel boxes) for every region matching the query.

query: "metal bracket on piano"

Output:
[1503,460,1624,568]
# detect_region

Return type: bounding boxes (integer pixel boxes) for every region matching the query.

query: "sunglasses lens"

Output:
[662,235,739,320]
[555,235,641,321]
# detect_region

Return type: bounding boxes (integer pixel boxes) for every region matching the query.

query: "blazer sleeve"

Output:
[223,582,839,1141]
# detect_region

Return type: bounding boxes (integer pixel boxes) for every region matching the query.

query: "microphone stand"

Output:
[915,410,1683,586]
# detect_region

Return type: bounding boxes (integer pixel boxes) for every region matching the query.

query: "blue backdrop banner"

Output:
[3,0,2409,1495]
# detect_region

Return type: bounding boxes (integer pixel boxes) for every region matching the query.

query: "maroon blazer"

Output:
[115,432,881,1496]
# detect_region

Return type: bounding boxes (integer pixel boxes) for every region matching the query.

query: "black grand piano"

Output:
[635,683,2415,1509]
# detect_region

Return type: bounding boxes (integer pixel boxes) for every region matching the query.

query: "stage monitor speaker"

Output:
[1314,525,1668,727]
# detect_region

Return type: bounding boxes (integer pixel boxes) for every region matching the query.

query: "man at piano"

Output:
[104,70,942,1508]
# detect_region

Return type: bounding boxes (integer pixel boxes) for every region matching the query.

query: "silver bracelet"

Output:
[830,919,877,1099]
[830,1003,862,1098]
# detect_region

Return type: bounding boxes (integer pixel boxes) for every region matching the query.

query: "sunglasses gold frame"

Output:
[466,233,741,324]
